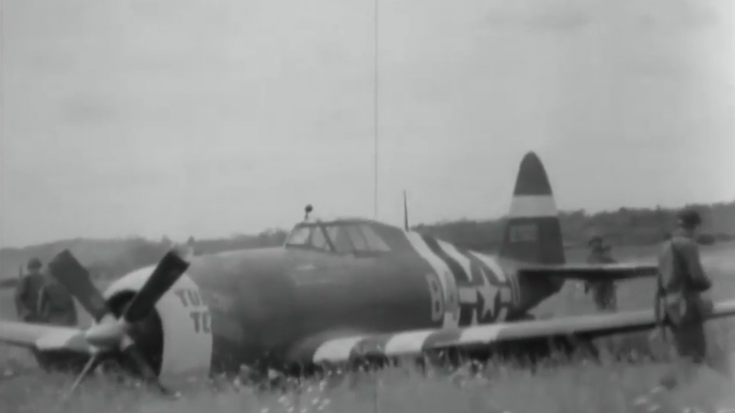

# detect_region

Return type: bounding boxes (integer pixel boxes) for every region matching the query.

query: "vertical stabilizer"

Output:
[499,152,565,265]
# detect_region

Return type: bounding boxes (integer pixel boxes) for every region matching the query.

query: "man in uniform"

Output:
[14,257,77,326]
[655,208,730,389]
[584,234,618,311]
[632,209,731,412]
[14,258,47,323]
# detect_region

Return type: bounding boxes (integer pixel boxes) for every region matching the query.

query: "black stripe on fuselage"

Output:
[421,235,483,325]
[421,235,470,281]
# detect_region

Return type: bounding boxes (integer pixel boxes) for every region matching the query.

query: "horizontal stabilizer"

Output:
[0,278,18,289]
[517,263,658,282]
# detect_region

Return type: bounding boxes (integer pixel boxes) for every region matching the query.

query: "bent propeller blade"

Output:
[48,249,111,322]
[122,250,190,324]
[63,353,104,400]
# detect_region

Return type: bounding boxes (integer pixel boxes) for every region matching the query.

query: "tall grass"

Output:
[2,354,733,413]
[2,243,734,412]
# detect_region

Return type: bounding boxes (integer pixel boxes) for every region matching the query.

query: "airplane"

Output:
[2,151,735,398]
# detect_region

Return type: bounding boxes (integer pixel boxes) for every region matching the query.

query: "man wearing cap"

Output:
[656,208,730,389]
[631,208,731,412]
[585,234,618,311]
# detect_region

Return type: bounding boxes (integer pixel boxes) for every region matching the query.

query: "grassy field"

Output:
[1,242,735,413]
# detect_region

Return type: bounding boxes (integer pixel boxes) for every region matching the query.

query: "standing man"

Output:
[14,257,77,326]
[14,258,47,323]
[633,208,729,412]
[656,208,729,389]
[585,234,618,311]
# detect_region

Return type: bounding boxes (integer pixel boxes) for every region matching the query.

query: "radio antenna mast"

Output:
[373,0,379,219]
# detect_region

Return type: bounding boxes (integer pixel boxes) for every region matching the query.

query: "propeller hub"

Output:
[85,320,128,348]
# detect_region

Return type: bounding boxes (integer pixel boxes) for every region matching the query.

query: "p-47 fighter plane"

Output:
[2,151,735,396]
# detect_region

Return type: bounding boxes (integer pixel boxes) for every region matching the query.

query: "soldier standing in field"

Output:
[585,234,618,311]
[14,257,78,326]
[656,208,730,388]
[14,258,47,323]
[634,209,731,412]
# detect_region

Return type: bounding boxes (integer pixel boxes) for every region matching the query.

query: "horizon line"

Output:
[2,198,733,251]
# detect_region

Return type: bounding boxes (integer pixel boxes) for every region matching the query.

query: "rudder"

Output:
[499,152,566,265]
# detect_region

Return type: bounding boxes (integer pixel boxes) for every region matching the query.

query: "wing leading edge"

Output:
[302,299,735,364]
[0,320,94,354]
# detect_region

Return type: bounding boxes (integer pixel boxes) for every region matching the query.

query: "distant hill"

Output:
[1,201,733,282]
[0,230,288,283]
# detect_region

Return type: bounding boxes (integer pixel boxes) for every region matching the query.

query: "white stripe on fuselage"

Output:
[466,251,506,283]
[404,232,460,328]
[466,251,517,305]
[436,240,478,304]
[404,230,517,324]
[436,240,474,282]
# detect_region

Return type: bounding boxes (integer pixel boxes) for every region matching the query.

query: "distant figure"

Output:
[14,258,47,323]
[656,208,729,390]
[14,257,77,326]
[584,235,618,311]
[183,236,197,260]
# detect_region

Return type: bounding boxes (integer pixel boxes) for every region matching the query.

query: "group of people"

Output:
[13,257,77,327]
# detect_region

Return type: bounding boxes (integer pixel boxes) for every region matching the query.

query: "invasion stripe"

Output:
[405,232,460,328]
[310,326,508,364]
[384,330,436,356]
[352,335,392,358]
[466,251,506,283]
[436,240,474,282]
[421,235,470,281]
[313,336,366,363]
[458,287,478,304]
[467,251,520,305]
[310,300,735,364]
[422,328,463,349]
[457,324,505,344]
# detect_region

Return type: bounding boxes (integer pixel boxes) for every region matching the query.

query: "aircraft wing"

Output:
[299,299,735,364]
[517,263,659,282]
[0,320,94,353]
[0,278,19,289]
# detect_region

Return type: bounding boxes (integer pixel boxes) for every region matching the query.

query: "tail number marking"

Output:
[509,223,538,243]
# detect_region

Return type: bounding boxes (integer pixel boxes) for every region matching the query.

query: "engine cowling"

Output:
[102,265,214,379]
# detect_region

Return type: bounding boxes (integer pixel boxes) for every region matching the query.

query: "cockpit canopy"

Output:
[284,219,392,254]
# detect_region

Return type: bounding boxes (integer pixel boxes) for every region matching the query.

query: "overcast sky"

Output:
[1,0,734,247]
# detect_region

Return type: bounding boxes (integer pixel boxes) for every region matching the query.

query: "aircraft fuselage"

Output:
[133,222,564,378]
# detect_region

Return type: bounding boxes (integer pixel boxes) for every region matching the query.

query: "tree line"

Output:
[1,201,733,282]
[414,201,735,252]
